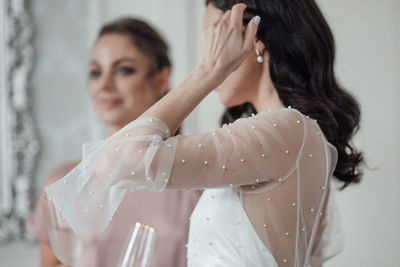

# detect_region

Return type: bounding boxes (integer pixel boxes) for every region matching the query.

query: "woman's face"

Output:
[89,33,168,129]
[203,4,264,107]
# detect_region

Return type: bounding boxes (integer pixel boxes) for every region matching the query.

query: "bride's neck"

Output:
[250,70,285,113]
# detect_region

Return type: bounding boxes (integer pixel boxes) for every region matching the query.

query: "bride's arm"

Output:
[139,4,259,133]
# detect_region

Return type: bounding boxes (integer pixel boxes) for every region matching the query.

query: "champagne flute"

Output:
[118,222,157,267]
[45,196,82,266]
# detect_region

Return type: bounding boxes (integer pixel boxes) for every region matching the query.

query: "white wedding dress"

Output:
[46,108,343,266]
[188,188,278,267]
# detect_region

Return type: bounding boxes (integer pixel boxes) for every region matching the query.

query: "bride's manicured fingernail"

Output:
[254,16,261,25]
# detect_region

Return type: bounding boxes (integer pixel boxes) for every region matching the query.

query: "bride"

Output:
[46,1,363,266]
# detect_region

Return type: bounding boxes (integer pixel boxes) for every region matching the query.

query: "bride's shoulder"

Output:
[246,107,307,126]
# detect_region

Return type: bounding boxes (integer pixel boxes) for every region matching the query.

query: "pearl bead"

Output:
[266,197,271,201]
[108,174,113,178]
[320,212,323,216]
[240,158,245,163]
[301,227,305,231]
[263,224,268,228]
[321,186,325,190]
[306,115,310,118]
[285,232,289,236]
[223,124,227,128]
[283,259,288,263]
[292,202,296,207]
[309,154,313,158]
[146,177,152,181]
[138,149,143,153]
[255,178,260,183]
[166,144,172,148]
[288,106,292,109]
[251,125,256,129]
[296,120,301,124]
[273,123,277,128]
[130,171,135,176]
[152,136,157,140]
[229,184,233,187]
[278,178,283,183]
[204,161,208,165]
[317,132,321,136]
[261,153,266,158]
[164,179,168,183]
[251,113,255,117]
[84,209,88,213]
[99,204,103,208]
[212,132,217,136]
[149,118,154,122]
[251,186,255,190]
[105,140,110,144]
[285,150,290,154]
[227,130,232,134]
[162,172,166,176]
[63,180,68,184]
[310,208,314,212]
[89,191,94,195]
[181,159,186,164]
[222,165,226,170]
[198,144,203,148]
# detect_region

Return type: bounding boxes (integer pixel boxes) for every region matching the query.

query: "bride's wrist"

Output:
[192,63,225,91]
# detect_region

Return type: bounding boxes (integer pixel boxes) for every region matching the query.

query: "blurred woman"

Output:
[26,17,200,267]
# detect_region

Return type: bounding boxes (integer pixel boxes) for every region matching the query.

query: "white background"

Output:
[0,0,399,266]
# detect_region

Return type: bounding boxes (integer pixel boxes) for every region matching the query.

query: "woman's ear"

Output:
[254,39,269,62]
[153,67,171,95]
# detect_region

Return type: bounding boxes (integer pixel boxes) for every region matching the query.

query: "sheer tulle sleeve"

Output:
[45,109,304,236]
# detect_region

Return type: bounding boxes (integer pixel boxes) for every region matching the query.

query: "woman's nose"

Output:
[98,72,115,92]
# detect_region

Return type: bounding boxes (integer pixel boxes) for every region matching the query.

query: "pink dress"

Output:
[26,162,201,267]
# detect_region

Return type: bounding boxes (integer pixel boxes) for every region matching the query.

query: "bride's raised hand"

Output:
[197,3,260,84]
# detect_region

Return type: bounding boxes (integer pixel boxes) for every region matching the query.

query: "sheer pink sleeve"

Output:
[26,163,78,244]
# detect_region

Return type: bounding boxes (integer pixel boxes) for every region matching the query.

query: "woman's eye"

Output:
[89,70,101,79]
[118,67,135,76]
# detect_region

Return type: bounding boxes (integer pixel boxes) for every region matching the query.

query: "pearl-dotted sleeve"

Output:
[168,109,304,190]
[45,109,305,236]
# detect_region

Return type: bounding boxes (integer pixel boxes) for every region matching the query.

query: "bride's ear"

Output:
[254,39,269,61]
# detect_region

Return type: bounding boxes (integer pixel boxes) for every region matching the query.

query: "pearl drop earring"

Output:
[256,49,264,64]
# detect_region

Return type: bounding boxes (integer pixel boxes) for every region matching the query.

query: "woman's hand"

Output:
[137,4,260,133]
[197,4,260,85]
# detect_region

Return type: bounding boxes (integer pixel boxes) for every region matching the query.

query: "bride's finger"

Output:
[220,9,232,26]
[230,3,247,29]
[242,15,260,53]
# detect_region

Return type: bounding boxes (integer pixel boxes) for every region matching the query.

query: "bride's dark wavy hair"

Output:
[206,0,363,188]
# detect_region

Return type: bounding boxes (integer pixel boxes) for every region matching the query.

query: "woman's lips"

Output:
[97,98,123,109]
